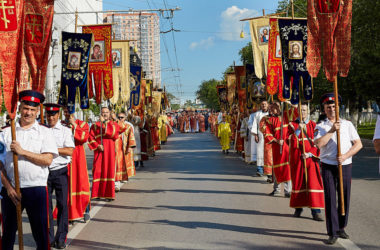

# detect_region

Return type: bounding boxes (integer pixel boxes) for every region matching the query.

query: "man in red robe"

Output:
[198,113,205,133]
[288,102,324,221]
[88,107,119,201]
[190,111,198,133]
[150,115,161,151]
[62,107,91,222]
[265,103,291,197]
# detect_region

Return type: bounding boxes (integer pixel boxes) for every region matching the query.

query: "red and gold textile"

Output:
[82,24,113,103]
[267,18,285,100]
[264,116,291,183]
[307,0,352,82]
[0,0,25,118]
[226,72,236,106]
[88,120,119,199]
[260,116,273,175]
[235,66,246,113]
[68,120,90,221]
[288,120,325,209]
[23,0,54,94]
[115,121,128,181]
[150,116,161,151]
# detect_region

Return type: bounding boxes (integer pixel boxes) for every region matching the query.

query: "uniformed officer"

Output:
[0,90,58,250]
[315,93,363,245]
[45,103,75,249]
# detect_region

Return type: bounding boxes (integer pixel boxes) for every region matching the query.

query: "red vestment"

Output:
[198,115,205,132]
[190,115,197,131]
[288,120,325,209]
[88,120,119,199]
[264,116,291,183]
[260,116,273,175]
[236,117,244,152]
[115,121,128,182]
[67,120,90,221]
[150,117,161,150]
[124,123,136,178]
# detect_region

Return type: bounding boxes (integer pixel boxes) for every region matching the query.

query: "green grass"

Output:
[358,123,375,140]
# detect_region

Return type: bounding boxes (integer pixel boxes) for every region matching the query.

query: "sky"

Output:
[103,0,281,103]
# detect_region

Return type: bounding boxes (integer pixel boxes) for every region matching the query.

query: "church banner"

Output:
[249,18,270,79]
[234,66,246,113]
[245,64,255,110]
[129,65,142,110]
[226,72,236,106]
[152,91,162,116]
[216,85,228,112]
[23,0,54,93]
[82,24,113,104]
[307,0,352,82]
[267,18,285,101]
[0,0,24,118]
[58,32,92,114]
[278,19,312,104]
[110,40,130,108]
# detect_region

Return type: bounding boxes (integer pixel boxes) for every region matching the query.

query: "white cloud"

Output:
[189,36,215,50]
[220,6,259,41]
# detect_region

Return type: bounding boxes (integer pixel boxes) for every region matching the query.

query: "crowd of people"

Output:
[208,94,364,245]
[0,90,175,249]
[175,110,209,133]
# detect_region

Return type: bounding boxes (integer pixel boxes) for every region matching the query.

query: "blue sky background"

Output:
[103,0,281,102]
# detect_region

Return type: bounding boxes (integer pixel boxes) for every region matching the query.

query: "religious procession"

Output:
[0,0,379,249]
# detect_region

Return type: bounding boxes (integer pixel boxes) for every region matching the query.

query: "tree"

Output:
[238,42,253,65]
[276,0,307,18]
[196,79,220,110]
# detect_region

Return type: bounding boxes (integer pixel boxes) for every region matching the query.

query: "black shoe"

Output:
[50,241,56,248]
[338,230,349,239]
[84,213,90,222]
[268,190,281,196]
[312,213,324,221]
[256,172,263,177]
[105,199,113,202]
[226,150,229,154]
[293,209,302,217]
[56,242,66,249]
[284,192,291,198]
[324,236,338,245]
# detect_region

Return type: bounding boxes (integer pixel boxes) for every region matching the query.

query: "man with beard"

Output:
[88,107,120,201]
[251,100,269,176]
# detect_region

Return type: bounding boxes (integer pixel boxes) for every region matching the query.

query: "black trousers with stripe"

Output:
[1,186,49,250]
[321,163,352,237]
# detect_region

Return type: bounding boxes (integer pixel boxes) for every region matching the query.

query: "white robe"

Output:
[240,117,250,162]
[248,112,257,162]
[251,110,269,167]
[133,125,141,161]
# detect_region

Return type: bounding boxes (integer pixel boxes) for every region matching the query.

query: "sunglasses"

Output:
[118,116,125,119]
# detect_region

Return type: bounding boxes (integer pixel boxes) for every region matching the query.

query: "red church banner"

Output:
[23,0,54,93]
[307,0,352,82]
[0,0,24,119]
[82,24,114,104]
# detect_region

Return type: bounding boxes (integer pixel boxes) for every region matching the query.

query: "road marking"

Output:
[257,175,361,250]
[65,200,106,247]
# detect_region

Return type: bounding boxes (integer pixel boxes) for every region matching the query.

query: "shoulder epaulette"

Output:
[1,125,10,130]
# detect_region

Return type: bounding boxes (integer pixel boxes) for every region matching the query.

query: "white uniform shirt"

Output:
[373,115,380,173]
[0,121,58,188]
[49,121,75,171]
[315,118,360,165]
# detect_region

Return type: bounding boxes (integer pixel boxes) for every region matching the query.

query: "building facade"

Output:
[104,12,161,88]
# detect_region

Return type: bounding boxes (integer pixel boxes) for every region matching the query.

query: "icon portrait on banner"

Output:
[112,49,122,68]
[67,51,81,70]
[258,26,270,45]
[90,41,105,62]
[275,35,282,58]
[253,81,265,97]
[288,41,303,59]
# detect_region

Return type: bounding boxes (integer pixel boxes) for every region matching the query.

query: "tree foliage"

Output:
[196,79,220,110]
[238,42,253,65]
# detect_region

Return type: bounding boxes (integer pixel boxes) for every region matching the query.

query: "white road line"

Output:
[65,200,106,247]
[258,175,361,250]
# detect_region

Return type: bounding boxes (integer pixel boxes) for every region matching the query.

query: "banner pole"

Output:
[11,119,24,250]
[334,77,345,216]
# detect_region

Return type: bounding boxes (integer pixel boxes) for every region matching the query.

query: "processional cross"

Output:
[0,0,14,29]
[27,16,42,41]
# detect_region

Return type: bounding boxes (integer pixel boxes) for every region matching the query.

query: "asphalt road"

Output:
[13,131,380,249]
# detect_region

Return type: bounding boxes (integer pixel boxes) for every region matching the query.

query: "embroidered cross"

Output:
[0,0,14,29]
[325,0,332,10]
[81,96,88,106]
[27,16,42,41]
